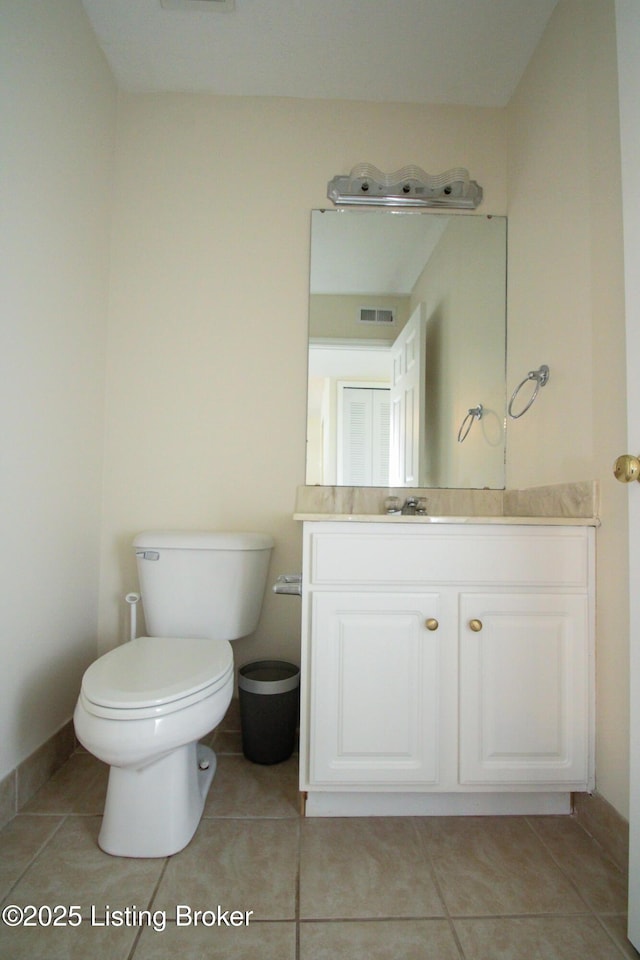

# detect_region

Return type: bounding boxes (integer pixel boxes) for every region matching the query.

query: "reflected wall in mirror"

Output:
[306,209,507,489]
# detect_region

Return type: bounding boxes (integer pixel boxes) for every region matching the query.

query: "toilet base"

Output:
[99,742,216,858]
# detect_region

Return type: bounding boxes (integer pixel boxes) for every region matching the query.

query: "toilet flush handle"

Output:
[136,550,160,561]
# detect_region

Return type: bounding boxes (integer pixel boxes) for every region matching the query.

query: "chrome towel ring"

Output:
[508,365,550,419]
[457,404,483,443]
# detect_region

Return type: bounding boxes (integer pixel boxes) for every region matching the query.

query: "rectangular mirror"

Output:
[306,210,507,489]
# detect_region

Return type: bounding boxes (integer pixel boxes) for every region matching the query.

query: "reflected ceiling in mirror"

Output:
[306,210,507,489]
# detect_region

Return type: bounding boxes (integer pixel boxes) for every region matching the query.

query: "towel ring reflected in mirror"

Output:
[457,404,483,443]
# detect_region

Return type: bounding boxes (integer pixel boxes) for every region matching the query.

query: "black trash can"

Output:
[238,660,300,765]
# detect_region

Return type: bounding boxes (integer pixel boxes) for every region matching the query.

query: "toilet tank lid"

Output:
[133,530,274,551]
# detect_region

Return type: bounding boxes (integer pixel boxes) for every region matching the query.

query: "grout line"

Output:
[297,911,621,922]
[432,911,600,920]
[148,856,171,911]
[123,855,172,956]
[123,856,172,959]
[588,915,638,960]
[525,815,628,893]
[70,763,108,816]
[297,914,493,923]
[295,818,301,960]
[522,816,635,958]
[16,753,107,819]
[522,816,601,915]
[570,811,630,875]
[409,817,467,960]
[1,813,69,903]
[126,924,145,960]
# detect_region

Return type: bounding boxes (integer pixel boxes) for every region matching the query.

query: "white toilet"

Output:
[73,530,274,858]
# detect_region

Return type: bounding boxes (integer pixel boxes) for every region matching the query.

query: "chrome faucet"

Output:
[384,495,428,516]
[401,497,427,515]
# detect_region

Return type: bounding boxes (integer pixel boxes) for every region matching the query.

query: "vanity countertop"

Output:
[293,513,599,526]
[294,481,600,527]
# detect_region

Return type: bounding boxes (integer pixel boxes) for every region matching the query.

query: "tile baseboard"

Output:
[573,790,629,874]
[0,720,76,830]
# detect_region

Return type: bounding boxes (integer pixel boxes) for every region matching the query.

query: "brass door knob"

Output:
[469,619,483,632]
[614,454,640,483]
[425,618,439,631]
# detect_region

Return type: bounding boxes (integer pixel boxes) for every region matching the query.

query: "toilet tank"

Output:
[133,531,274,641]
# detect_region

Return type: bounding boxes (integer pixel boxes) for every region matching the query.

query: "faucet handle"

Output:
[401,496,428,515]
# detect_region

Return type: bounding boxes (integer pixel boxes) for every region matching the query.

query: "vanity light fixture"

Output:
[327,163,483,209]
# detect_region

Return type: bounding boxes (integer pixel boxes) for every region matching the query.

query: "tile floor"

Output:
[0,701,637,960]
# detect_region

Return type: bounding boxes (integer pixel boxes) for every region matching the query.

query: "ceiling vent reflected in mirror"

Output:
[328,164,483,209]
[359,307,395,325]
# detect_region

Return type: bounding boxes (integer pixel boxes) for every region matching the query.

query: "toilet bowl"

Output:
[74,635,233,857]
[74,531,273,858]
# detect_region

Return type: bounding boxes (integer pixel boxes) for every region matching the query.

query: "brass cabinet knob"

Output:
[469,619,483,632]
[425,618,439,631]
[614,454,640,483]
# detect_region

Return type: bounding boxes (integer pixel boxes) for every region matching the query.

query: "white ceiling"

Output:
[310,210,449,295]
[81,0,559,107]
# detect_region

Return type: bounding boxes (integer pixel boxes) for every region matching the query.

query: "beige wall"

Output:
[507,0,629,816]
[411,216,507,488]
[0,1,116,778]
[309,295,411,340]
[98,95,507,670]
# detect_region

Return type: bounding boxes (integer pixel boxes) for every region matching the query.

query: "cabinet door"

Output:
[459,593,589,786]
[309,592,442,784]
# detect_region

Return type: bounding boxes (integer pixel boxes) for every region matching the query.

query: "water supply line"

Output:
[125,592,140,641]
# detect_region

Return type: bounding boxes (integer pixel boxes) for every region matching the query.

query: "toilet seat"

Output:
[81,636,233,721]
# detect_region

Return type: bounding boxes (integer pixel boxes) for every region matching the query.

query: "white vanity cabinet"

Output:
[457,591,590,785]
[309,590,445,784]
[299,521,595,817]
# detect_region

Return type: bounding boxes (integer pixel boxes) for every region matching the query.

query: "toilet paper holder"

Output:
[273,574,302,596]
